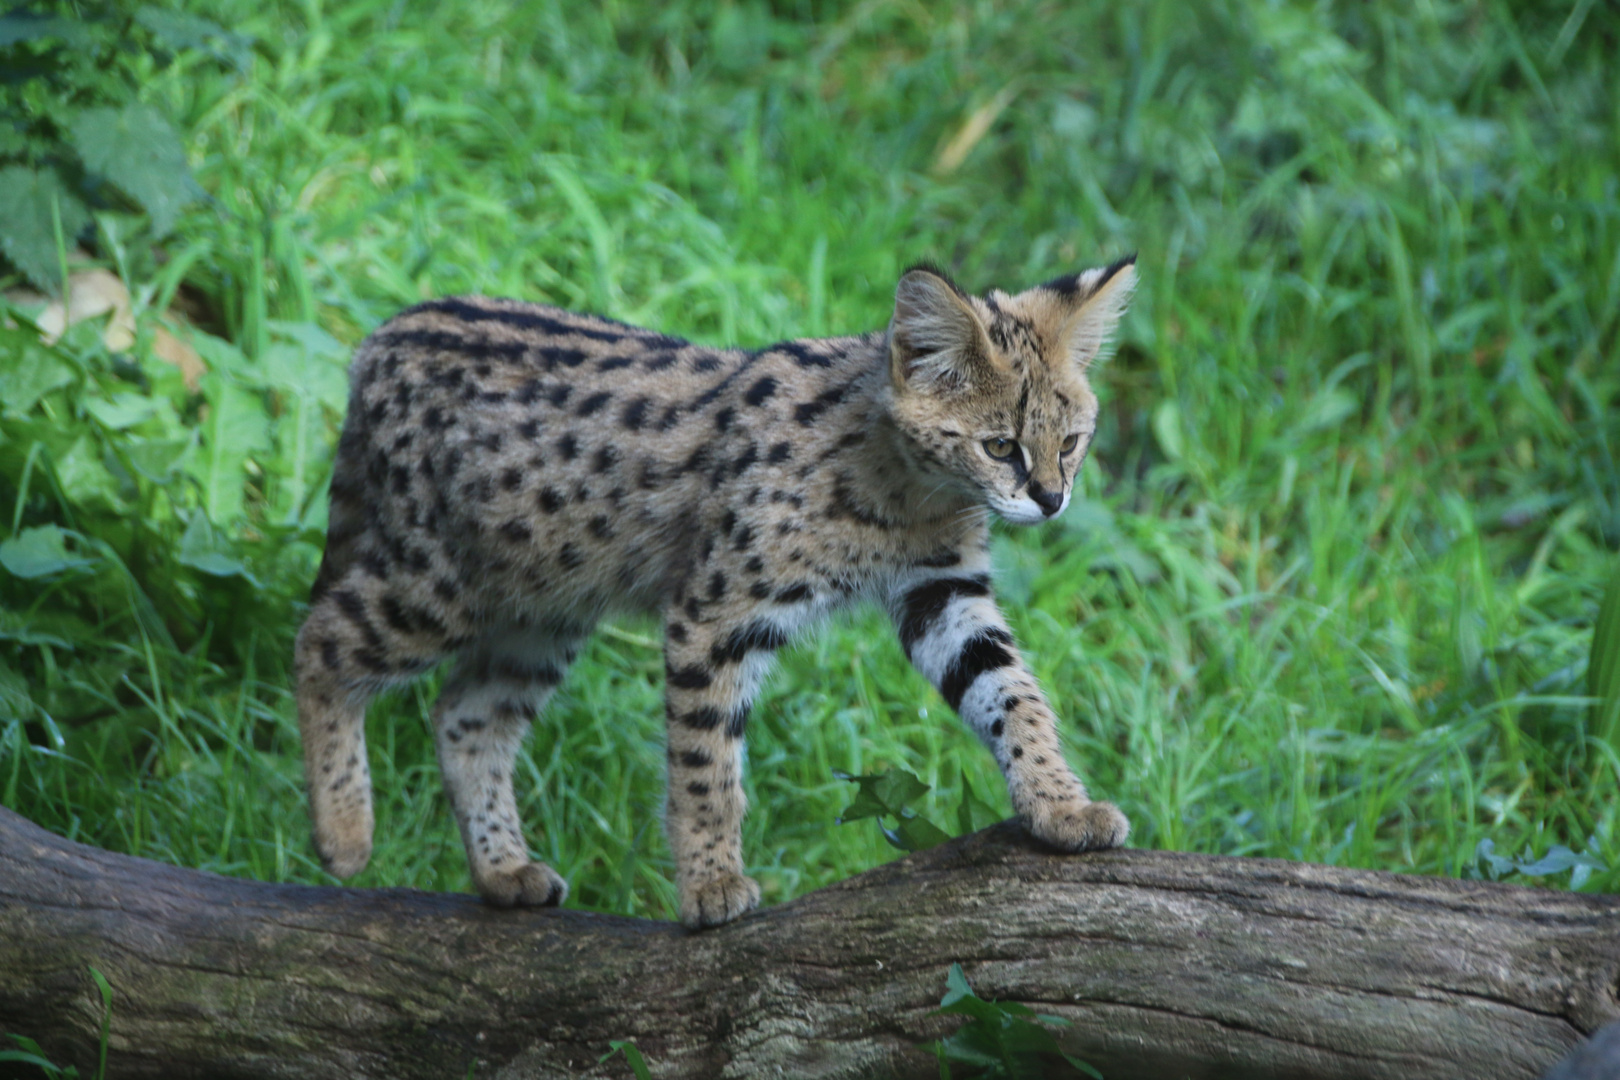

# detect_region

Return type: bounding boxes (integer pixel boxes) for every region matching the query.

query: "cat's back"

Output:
[326,296,884,618]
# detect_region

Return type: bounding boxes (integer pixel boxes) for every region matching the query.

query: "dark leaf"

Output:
[68,105,197,235]
[0,165,91,290]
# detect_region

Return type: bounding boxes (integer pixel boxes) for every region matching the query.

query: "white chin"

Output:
[991,501,1048,526]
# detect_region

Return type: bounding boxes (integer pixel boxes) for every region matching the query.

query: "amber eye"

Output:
[983,438,1018,460]
[1060,433,1081,454]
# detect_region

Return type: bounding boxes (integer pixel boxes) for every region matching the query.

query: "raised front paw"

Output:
[1024,800,1130,853]
[474,861,569,909]
[679,870,760,929]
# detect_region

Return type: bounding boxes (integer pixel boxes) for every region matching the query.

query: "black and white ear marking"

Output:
[889,265,995,392]
[1044,254,1137,370]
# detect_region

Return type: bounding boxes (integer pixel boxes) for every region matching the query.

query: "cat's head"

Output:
[886,257,1136,525]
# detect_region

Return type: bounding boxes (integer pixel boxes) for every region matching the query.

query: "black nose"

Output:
[1029,485,1063,517]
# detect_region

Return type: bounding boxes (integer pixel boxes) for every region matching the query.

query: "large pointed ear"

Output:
[1041,255,1137,370]
[888,265,994,393]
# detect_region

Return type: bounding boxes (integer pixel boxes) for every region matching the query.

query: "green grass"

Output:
[2,0,1619,923]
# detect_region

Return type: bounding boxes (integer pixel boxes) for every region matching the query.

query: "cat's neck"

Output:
[845,364,984,532]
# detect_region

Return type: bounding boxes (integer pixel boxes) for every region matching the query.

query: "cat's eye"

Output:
[983,438,1018,460]
[1060,433,1081,454]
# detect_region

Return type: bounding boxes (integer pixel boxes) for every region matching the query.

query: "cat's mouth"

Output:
[987,492,1067,526]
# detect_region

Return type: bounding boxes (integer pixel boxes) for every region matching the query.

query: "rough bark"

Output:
[1,805,1617,1080]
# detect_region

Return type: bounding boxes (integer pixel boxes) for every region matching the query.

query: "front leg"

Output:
[662,607,783,928]
[891,571,1129,851]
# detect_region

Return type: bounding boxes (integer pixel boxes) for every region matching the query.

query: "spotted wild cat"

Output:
[295,256,1137,927]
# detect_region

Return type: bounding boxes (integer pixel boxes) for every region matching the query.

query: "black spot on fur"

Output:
[559,543,584,569]
[745,376,778,406]
[622,397,651,431]
[538,487,564,513]
[793,380,855,425]
[576,391,612,417]
[680,748,712,768]
[556,433,579,461]
[767,442,792,464]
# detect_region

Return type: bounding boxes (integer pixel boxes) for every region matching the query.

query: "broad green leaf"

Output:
[896,814,952,851]
[931,963,1099,1078]
[55,434,123,510]
[177,513,259,585]
[0,525,93,579]
[957,770,1001,836]
[68,105,197,236]
[0,606,86,650]
[191,374,270,523]
[261,339,349,409]
[84,393,158,430]
[135,6,254,68]
[0,328,75,417]
[0,165,91,291]
[124,436,194,483]
[0,11,94,49]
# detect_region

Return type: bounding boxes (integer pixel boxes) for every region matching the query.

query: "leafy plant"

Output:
[1470,839,1608,890]
[598,1040,652,1080]
[0,964,113,1079]
[929,963,1101,1080]
[0,1,250,289]
[835,767,999,853]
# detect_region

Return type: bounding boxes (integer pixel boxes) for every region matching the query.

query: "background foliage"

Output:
[1,0,1617,921]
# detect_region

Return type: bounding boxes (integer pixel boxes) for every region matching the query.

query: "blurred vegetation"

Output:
[1,0,1617,918]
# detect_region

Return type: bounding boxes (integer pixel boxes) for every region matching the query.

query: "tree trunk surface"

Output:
[2,806,1617,1080]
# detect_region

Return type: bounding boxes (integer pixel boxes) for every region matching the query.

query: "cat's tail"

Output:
[309,342,378,603]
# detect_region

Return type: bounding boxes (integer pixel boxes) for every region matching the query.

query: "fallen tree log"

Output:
[1,805,1617,1080]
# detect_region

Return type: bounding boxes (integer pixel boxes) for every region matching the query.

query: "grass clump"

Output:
[1,0,1617,925]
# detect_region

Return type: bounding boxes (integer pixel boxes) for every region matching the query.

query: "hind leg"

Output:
[295,605,385,879]
[433,629,583,907]
[296,566,460,879]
